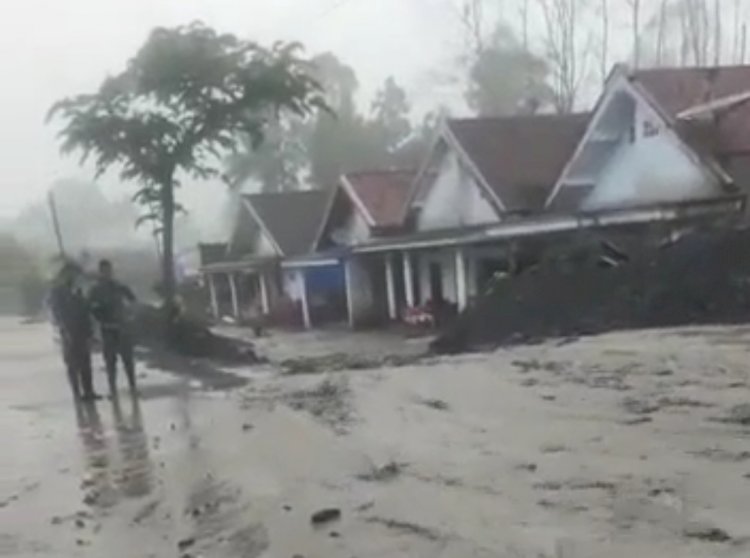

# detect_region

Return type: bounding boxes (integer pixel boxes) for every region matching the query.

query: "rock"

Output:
[311,508,341,526]
[75,518,85,529]
[621,416,653,426]
[357,462,403,482]
[242,423,254,432]
[420,398,450,411]
[283,505,292,512]
[329,531,341,538]
[683,522,732,543]
[725,404,750,425]
[177,537,196,551]
[622,397,659,415]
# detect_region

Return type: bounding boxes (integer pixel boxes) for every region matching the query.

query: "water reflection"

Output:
[112,397,154,498]
[75,397,155,508]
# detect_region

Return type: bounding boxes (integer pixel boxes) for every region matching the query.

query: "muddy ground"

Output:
[2,318,750,557]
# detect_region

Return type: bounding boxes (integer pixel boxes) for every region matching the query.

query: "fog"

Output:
[0,0,463,225]
[1,0,748,246]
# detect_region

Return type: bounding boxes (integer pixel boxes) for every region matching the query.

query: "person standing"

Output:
[49,262,97,401]
[89,259,137,397]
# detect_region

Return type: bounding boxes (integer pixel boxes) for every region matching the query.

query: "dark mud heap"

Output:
[435,226,750,353]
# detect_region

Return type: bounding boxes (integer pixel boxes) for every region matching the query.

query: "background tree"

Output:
[48,22,326,310]
[465,26,553,116]
[370,77,412,152]
[537,0,591,113]
[626,0,642,68]
[224,117,307,192]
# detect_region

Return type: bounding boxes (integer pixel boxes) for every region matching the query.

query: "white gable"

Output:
[416,146,499,231]
[549,75,722,211]
[331,207,371,246]
[230,200,282,258]
[252,227,278,256]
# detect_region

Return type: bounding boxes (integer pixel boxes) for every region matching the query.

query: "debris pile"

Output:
[434,228,750,353]
[133,305,260,364]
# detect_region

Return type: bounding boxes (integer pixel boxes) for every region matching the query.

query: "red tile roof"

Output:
[632,66,750,154]
[446,114,590,212]
[343,170,416,228]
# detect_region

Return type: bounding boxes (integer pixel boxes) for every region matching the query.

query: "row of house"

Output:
[199,64,750,330]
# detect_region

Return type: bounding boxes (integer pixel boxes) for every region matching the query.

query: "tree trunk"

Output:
[160,180,176,312]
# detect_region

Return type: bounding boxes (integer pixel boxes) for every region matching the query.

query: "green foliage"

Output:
[225,54,428,192]
[48,22,327,302]
[49,23,326,185]
[225,117,308,192]
[465,26,554,116]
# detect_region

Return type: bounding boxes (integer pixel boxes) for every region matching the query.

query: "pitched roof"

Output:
[243,190,331,258]
[445,114,590,212]
[342,170,416,228]
[198,243,229,266]
[631,66,750,154]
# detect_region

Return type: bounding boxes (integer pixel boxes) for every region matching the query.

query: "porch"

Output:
[349,195,745,327]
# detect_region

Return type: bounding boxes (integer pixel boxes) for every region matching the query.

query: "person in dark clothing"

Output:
[50,263,97,401]
[88,259,137,397]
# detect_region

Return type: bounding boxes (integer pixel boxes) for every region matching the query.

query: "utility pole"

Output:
[47,191,65,258]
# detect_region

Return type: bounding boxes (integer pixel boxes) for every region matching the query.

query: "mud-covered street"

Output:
[2,317,750,557]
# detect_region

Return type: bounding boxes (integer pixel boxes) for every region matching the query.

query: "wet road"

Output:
[0,318,436,558]
[0,318,274,558]
[5,317,750,557]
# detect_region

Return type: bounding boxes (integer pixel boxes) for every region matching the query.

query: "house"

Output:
[200,190,340,329]
[200,64,750,332]
[316,170,416,327]
[546,64,747,212]
[331,114,592,324]
[347,67,750,326]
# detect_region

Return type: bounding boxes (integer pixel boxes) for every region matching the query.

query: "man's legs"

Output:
[74,338,96,400]
[119,330,137,393]
[101,329,119,397]
[62,336,81,399]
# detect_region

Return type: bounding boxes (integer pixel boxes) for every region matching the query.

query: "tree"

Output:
[370,77,412,155]
[305,65,417,188]
[626,0,642,68]
[537,0,591,113]
[48,23,326,310]
[599,0,610,83]
[465,28,553,116]
[224,117,308,192]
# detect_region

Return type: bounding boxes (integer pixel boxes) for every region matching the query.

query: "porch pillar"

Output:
[259,272,270,315]
[344,259,355,328]
[228,272,240,320]
[207,274,219,320]
[455,248,468,312]
[402,251,415,308]
[385,253,397,320]
[298,270,311,329]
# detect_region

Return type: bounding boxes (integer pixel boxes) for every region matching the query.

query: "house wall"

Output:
[584,94,720,209]
[559,79,722,211]
[416,249,458,304]
[345,256,376,326]
[465,244,510,298]
[417,150,498,231]
[253,229,278,257]
[332,208,371,246]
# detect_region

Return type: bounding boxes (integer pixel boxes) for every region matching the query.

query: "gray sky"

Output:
[0,0,465,219]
